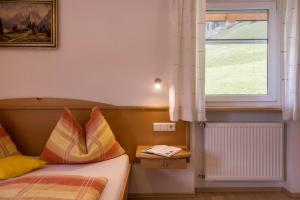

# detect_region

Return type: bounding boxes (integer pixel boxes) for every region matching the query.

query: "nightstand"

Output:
[135,145,191,169]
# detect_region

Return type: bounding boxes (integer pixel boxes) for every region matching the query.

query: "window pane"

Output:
[206,10,268,40]
[205,10,268,95]
[205,43,268,95]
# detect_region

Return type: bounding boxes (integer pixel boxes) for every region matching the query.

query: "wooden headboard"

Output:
[0,98,188,162]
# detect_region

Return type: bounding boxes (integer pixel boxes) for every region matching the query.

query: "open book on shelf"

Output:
[143,145,182,157]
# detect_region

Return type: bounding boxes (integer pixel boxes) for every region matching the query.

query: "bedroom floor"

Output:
[129,191,297,200]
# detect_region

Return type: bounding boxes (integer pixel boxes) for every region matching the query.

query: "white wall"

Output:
[1,0,300,195]
[129,164,195,194]
[0,0,196,194]
[285,122,300,193]
[0,0,170,106]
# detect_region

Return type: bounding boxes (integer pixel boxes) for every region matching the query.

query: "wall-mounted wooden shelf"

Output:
[135,146,191,169]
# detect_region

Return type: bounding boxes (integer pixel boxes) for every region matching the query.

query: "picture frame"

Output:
[0,0,57,48]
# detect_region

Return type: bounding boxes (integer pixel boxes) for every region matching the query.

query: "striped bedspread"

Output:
[0,175,108,200]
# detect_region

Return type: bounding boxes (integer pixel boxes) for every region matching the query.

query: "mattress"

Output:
[19,155,129,200]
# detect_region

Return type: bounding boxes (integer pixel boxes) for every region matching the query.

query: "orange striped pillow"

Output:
[40,108,86,164]
[41,107,125,164]
[85,107,125,162]
[0,124,19,158]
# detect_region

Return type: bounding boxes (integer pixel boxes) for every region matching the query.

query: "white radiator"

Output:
[204,123,284,181]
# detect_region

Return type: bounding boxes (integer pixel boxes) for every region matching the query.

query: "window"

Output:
[205,2,280,108]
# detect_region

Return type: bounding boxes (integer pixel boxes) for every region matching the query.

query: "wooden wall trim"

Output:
[128,188,300,199]
[0,106,169,111]
[0,98,283,112]
[0,98,188,162]
[0,98,169,111]
[197,187,300,198]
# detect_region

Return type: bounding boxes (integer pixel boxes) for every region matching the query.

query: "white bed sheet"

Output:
[22,155,129,200]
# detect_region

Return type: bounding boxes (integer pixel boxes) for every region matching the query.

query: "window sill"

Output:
[206,107,282,112]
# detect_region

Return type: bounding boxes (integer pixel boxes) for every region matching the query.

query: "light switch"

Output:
[161,124,168,131]
[153,123,161,131]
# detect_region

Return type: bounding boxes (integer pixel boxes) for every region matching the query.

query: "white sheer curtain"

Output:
[282,0,300,120]
[168,0,206,122]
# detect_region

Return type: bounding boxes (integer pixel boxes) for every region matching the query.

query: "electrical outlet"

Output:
[153,123,176,132]
[167,123,176,131]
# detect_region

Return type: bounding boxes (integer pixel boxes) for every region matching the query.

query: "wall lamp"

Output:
[154,78,162,90]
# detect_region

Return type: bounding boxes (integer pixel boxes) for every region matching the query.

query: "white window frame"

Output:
[205,1,281,108]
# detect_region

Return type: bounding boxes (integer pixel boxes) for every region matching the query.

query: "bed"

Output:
[0,154,131,200]
[0,98,188,200]
[0,155,130,200]
[26,155,130,200]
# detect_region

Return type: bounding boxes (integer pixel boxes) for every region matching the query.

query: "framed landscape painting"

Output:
[0,0,57,47]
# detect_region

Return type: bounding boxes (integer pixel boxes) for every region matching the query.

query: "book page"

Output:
[143,145,182,157]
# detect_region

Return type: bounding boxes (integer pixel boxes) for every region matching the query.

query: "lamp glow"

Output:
[154,78,162,90]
